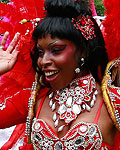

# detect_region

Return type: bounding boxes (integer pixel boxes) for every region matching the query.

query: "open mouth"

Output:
[44,70,59,82]
[45,71,59,77]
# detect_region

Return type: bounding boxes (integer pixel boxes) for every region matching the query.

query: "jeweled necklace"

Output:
[49,74,98,132]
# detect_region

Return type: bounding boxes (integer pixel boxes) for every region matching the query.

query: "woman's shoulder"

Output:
[101,58,120,131]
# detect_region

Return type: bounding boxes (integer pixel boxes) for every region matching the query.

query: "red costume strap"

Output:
[36,88,49,118]
[94,99,103,124]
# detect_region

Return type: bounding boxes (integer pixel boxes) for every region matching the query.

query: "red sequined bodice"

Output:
[31,119,109,150]
[31,94,112,150]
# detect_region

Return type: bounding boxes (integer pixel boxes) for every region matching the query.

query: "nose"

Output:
[38,52,52,69]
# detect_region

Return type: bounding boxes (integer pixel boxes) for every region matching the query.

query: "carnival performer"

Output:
[0,0,120,149]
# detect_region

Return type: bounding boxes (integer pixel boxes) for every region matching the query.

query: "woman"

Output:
[0,0,119,149]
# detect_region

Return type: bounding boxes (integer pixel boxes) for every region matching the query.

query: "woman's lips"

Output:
[44,70,60,82]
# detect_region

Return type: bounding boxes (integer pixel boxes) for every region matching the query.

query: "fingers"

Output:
[7,32,20,53]
[11,45,19,56]
[8,51,19,70]
[0,31,9,49]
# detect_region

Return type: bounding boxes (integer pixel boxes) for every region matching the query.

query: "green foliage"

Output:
[0,0,10,3]
[95,0,105,16]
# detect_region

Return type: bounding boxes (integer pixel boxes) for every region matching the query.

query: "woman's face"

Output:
[37,34,79,90]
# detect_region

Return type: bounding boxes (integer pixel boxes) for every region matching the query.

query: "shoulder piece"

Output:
[102,58,120,131]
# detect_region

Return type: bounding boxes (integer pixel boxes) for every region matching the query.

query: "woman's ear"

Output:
[75,48,86,66]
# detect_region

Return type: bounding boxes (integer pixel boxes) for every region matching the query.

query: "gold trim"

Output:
[101,59,120,131]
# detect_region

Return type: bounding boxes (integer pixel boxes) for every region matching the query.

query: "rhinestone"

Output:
[95,139,101,149]
[76,99,82,105]
[35,133,42,141]
[117,89,120,95]
[75,86,80,91]
[54,119,59,127]
[49,92,54,99]
[89,138,94,144]
[94,90,98,95]
[53,113,57,121]
[93,95,96,100]
[90,99,95,107]
[82,104,86,109]
[85,104,91,111]
[36,18,40,22]
[52,102,56,111]
[83,80,88,84]
[80,125,87,132]
[67,108,72,113]
[66,97,73,107]
[49,99,53,107]
[58,104,66,114]
[88,126,96,137]
[65,118,72,123]
[35,122,40,130]
[58,125,65,132]
[74,137,85,146]
[54,141,63,150]
[72,104,81,114]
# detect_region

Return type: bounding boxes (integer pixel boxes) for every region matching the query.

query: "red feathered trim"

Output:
[0,0,46,87]
[103,0,120,61]
[1,124,26,150]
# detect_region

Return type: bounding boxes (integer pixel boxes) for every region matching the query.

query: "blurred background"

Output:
[0,0,105,16]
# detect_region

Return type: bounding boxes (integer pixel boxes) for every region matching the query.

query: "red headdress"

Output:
[103,0,120,61]
[0,0,46,114]
[0,0,45,88]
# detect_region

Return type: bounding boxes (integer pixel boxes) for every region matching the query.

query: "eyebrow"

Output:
[48,40,58,46]
[37,40,59,48]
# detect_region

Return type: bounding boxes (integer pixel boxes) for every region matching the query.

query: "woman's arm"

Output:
[0,86,30,128]
[0,32,30,128]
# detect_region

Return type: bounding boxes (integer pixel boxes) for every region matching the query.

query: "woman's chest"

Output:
[31,118,104,150]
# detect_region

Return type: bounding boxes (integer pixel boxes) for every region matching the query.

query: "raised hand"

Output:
[0,32,20,75]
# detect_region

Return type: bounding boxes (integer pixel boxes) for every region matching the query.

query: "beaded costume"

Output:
[0,0,120,149]
[31,91,112,150]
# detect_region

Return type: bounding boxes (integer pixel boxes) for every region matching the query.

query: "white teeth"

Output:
[45,71,59,77]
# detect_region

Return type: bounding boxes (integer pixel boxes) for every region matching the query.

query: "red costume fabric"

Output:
[103,0,120,61]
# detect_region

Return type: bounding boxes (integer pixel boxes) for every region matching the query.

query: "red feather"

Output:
[0,0,45,88]
[103,0,120,61]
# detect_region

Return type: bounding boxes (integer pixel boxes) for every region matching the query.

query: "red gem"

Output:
[72,114,76,118]
[85,96,90,101]
[66,113,70,117]
[80,20,86,26]
[61,113,65,118]
[56,95,59,99]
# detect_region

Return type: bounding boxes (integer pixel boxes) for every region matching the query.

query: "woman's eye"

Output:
[51,45,66,54]
[38,50,44,56]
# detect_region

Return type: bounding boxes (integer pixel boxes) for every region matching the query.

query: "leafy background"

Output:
[0,0,105,16]
[94,0,105,16]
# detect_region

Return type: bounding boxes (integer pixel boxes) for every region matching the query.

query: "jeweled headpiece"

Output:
[72,15,96,40]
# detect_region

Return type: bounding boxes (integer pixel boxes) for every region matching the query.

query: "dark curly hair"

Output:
[31,0,108,82]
